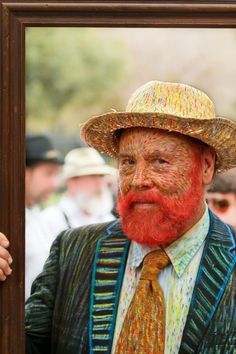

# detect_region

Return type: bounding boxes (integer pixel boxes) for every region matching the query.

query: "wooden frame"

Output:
[1,1,236,353]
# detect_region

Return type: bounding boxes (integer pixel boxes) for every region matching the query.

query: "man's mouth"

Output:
[131,201,157,210]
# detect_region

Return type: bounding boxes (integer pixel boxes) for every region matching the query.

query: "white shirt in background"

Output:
[25,207,56,300]
[41,195,115,240]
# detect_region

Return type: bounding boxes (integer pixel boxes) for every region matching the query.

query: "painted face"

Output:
[117,128,206,247]
[25,162,61,207]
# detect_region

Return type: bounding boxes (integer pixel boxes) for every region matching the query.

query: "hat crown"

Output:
[62,147,117,179]
[26,134,63,165]
[65,147,105,168]
[126,80,216,119]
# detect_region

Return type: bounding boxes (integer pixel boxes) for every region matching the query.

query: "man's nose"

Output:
[131,165,153,190]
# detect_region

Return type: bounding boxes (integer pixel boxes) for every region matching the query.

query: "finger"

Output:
[0,269,6,281]
[0,247,12,264]
[0,258,12,277]
[0,233,9,248]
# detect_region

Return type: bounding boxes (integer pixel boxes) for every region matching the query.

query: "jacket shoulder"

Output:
[60,219,119,241]
[56,219,121,262]
[209,211,236,244]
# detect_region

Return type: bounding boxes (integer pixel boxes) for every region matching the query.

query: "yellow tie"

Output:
[115,249,170,354]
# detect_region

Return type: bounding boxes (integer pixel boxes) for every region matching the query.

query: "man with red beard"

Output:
[1,81,236,354]
[117,128,207,247]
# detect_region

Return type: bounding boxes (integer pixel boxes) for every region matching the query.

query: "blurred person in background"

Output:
[25,134,63,299]
[206,167,236,230]
[42,147,117,238]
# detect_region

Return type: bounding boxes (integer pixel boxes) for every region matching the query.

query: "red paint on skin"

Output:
[117,128,206,247]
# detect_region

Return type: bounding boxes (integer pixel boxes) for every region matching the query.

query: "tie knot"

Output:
[140,249,170,281]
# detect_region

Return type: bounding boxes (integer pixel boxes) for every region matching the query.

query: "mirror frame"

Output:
[1,1,236,352]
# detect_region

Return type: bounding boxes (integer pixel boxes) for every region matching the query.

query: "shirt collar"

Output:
[166,206,209,277]
[129,206,210,278]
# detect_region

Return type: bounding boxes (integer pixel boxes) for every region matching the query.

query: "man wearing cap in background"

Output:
[25,134,63,299]
[0,81,236,353]
[206,167,236,230]
[42,147,117,239]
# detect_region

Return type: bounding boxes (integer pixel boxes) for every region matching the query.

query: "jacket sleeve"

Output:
[25,231,63,354]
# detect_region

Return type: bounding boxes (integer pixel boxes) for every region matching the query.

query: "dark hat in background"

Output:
[26,134,64,166]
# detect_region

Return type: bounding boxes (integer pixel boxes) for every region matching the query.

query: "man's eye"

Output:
[157,159,167,165]
[151,158,168,166]
[120,159,135,167]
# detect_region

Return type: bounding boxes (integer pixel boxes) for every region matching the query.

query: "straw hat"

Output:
[62,147,117,180]
[80,80,236,173]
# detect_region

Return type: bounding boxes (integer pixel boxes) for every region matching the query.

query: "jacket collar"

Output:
[89,219,130,354]
[179,210,236,353]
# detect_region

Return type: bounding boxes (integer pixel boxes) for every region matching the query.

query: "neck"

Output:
[164,199,206,247]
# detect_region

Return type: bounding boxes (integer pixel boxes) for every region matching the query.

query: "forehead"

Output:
[118,127,193,154]
[72,175,104,182]
[30,162,60,173]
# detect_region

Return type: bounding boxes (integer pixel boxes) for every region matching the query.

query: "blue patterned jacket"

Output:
[25,211,236,354]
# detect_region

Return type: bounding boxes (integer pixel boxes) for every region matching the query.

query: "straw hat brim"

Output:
[80,112,236,173]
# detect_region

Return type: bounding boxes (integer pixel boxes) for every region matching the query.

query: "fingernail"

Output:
[8,257,13,264]
[6,269,12,275]
[2,240,9,247]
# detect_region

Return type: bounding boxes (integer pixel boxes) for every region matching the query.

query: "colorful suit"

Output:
[25,211,236,354]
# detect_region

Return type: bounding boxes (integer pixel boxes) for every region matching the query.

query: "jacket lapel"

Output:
[89,219,130,354]
[179,211,236,354]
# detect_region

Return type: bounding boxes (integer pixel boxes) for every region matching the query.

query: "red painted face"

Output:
[117,128,206,247]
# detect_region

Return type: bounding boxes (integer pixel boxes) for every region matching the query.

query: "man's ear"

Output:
[202,147,216,186]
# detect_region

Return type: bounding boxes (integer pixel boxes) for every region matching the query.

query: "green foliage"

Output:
[26,28,130,132]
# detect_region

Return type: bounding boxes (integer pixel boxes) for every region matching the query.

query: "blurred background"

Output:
[24,28,236,295]
[26,27,236,153]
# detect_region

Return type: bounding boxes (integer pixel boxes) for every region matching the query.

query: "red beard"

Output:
[117,168,202,247]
